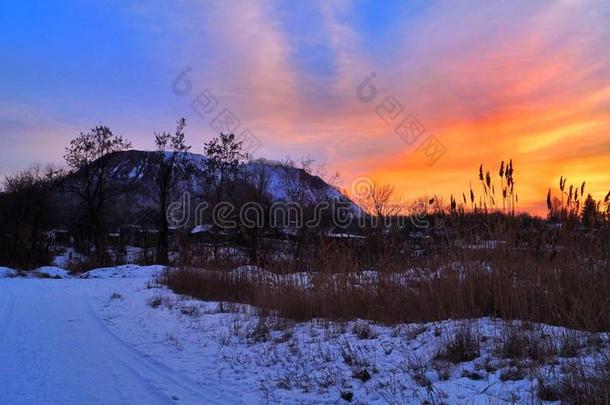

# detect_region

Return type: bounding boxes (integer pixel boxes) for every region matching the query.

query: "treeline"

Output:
[0,165,64,268]
[2,123,610,272]
[0,119,350,270]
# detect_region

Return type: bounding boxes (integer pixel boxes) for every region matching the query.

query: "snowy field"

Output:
[0,265,608,404]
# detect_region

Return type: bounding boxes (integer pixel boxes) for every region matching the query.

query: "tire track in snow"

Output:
[0,278,245,404]
[86,297,246,404]
[0,280,177,404]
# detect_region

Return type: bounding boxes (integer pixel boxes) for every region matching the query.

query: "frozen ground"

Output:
[0,269,246,404]
[0,266,607,404]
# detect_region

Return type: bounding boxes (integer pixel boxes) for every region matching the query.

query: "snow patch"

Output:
[34,266,70,279]
[52,247,85,268]
[91,276,608,404]
[0,267,17,278]
[83,264,165,279]
[190,224,213,234]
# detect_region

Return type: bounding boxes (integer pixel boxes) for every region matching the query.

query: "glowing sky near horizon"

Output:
[2,0,610,214]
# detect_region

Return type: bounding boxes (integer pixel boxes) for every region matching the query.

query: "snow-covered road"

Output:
[1,268,604,404]
[0,278,233,405]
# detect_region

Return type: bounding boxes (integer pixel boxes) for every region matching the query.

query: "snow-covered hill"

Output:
[100,150,351,202]
[54,150,360,224]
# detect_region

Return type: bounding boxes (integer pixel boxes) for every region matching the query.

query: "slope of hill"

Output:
[53,150,361,228]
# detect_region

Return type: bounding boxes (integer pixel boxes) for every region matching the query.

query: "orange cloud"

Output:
[327,0,610,215]
[5,0,609,217]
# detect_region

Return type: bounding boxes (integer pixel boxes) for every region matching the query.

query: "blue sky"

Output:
[2,0,610,212]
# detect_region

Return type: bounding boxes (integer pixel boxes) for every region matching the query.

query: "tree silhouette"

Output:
[2,165,63,268]
[203,133,249,205]
[581,194,598,228]
[64,126,131,262]
[202,133,249,256]
[152,118,190,265]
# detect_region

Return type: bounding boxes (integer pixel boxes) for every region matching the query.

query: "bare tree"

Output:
[354,181,402,221]
[202,133,250,255]
[203,133,250,205]
[64,126,131,261]
[152,118,190,265]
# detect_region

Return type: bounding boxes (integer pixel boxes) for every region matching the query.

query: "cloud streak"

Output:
[2,0,610,214]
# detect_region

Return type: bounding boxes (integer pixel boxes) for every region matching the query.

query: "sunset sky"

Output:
[2,0,610,214]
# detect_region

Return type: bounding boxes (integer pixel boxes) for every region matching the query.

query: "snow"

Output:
[107,246,153,265]
[0,266,607,403]
[82,264,165,279]
[34,266,70,279]
[90,279,606,404]
[325,232,366,239]
[128,166,141,179]
[0,267,17,278]
[0,278,231,404]
[52,247,85,268]
[178,152,360,212]
[190,224,213,234]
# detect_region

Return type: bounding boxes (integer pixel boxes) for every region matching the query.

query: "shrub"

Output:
[179,304,199,317]
[352,321,377,340]
[497,324,556,364]
[499,366,527,382]
[247,316,270,343]
[435,323,480,364]
[340,390,353,402]
[352,368,371,382]
[536,356,610,404]
[147,295,173,309]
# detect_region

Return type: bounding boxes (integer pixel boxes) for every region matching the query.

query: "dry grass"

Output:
[162,161,610,331]
[147,294,174,310]
[435,322,480,364]
[536,355,610,404]
[162,223,610,332]
[496,323,557,364]
[142,162,610,400]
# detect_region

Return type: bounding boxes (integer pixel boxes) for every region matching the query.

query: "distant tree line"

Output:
[2,127,610,270]
[0,119,347,269]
